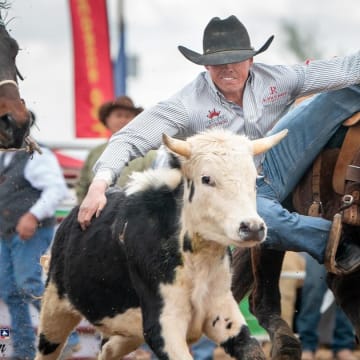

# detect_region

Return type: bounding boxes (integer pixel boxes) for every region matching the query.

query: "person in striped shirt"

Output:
[78,15,360,273]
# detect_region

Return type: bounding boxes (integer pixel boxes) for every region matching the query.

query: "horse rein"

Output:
[0,135,42,155]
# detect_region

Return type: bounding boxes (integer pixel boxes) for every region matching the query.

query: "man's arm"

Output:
[77,178,108,230]
[92,99,190,184]
[294,51,360,97]
[19,148,68,239]
[78,98,189,229]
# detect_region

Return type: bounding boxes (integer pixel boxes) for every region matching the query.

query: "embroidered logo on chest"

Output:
[207,108,221,119]
[262,86,288,104]
[205,108,228,128]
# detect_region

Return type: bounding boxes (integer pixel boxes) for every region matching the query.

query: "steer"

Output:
[35,129,287,360]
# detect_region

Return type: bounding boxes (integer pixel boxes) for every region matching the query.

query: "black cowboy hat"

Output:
[98,96,143,125]
[178,15,274,66]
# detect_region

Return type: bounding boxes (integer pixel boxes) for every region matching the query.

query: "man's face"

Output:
[205,58,253,100]
[106,108,136,134]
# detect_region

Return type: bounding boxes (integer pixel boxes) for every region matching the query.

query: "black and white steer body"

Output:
[35,129,287,360]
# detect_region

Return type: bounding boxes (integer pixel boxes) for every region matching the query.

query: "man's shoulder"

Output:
[251,62,296,77]
[173,72,214,106]
[178,72,208,95]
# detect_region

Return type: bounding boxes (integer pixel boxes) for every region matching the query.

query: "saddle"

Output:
[292,112,360,274]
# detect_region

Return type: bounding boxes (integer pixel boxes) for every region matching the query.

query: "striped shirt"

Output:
[94,51,360,185]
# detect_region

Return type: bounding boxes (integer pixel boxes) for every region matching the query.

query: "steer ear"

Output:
[162,133,192,158]
[252,129,288,155]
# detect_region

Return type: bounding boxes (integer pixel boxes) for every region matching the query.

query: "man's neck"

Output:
[225,91,244,106]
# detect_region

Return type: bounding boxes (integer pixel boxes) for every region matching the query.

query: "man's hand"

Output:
[16,212,38,240]
[78,179,108,230]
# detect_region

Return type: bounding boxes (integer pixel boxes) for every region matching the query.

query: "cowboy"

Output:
[78,16,360,273]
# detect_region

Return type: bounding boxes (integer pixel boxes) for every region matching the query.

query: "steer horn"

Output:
[252,129,288,155]
[162,133,192,158]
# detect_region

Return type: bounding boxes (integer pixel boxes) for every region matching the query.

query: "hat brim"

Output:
[178,35,274,66]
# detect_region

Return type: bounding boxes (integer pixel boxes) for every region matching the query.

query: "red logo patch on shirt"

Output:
[262,86,287,104]
[270,86,277,95]
[207,108,221,119]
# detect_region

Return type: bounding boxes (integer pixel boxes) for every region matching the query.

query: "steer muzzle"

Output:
[238,218,266,247]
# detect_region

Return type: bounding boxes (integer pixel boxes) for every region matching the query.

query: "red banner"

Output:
[69,0,113,138]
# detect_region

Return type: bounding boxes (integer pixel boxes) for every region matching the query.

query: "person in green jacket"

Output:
[76,96,157,203]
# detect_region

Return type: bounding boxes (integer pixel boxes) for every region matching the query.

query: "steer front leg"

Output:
[204,291,266,360]
[143,285,193,360]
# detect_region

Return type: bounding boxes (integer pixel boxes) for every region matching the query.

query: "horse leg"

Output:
[327,270,360,340]
[250,247,301,360]
[231,247,254,301]
[327,225,360,340]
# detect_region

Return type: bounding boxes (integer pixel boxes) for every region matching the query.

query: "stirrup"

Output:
[324,213,343,275]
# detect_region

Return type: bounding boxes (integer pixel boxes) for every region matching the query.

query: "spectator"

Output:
[76,95,157,203]
[297,253,356,360]
[0,113,79,359]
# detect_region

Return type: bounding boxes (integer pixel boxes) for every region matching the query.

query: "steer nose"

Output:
[239,220,266,242]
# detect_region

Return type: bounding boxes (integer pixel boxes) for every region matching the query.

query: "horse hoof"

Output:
[243,338,267,360]
[271,333,301,360]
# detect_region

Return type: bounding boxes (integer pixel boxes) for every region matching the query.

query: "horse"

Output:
[231,112,360,360]
[0,1,36,152]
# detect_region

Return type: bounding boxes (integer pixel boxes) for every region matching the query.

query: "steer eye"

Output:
[201,175,215,186]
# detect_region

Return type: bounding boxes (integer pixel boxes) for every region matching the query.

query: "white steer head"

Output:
[163,129,287,248]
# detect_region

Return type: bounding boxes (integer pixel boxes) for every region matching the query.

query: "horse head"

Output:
[0,3,32,150]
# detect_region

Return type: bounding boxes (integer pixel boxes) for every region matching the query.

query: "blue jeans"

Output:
[0,227,53,359]
[141,336,216,359]
[258,85,360,263]
[191,336,217,360]
[296,253,355,353]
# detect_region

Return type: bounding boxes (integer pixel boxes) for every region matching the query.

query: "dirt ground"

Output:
[70,342,360,359]
[213,343,360,360]
[100,344,360,360]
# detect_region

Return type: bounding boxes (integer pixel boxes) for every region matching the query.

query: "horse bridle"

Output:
[0,79,18,88]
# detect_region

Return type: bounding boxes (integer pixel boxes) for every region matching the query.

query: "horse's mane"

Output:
[0,1,9,10]
[0,1,10,24]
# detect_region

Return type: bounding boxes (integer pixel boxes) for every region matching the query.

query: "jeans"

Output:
[141,336,216,359]
[191,336,217,360]
[257,85,360,263]
[296,253,355,353]
[0,227,53,359]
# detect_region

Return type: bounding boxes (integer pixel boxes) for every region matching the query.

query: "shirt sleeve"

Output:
[24,147,69,220]
[93,97,189,184]
[292,50,360,96]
